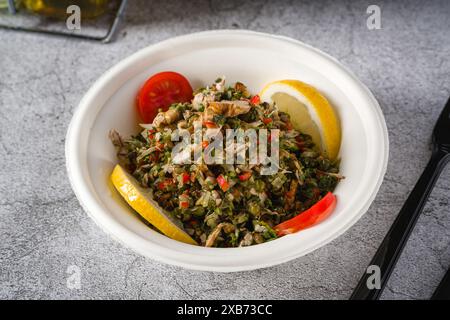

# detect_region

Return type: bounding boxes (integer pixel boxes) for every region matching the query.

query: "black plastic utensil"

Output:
[432,266,450,300]
[351,97,450,300]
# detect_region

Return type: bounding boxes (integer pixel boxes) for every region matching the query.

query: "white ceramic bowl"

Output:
[65,30,389,272]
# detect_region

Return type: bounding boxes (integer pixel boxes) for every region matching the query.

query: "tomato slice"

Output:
[137,71,193,123]
[274,192,337,236]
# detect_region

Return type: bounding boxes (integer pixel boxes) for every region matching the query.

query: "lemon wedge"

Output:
[110,164,197,245]
[260,80,341,160]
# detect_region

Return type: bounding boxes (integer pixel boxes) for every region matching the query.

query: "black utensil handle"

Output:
[351,148,450,300]
[432,266,450,300]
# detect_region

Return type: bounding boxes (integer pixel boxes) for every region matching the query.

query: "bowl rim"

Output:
[65,29,389,272]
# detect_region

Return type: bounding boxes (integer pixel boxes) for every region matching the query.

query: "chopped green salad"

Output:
[110,78,342,247]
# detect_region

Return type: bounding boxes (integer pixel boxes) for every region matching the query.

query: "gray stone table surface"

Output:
[1,0,450,300]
